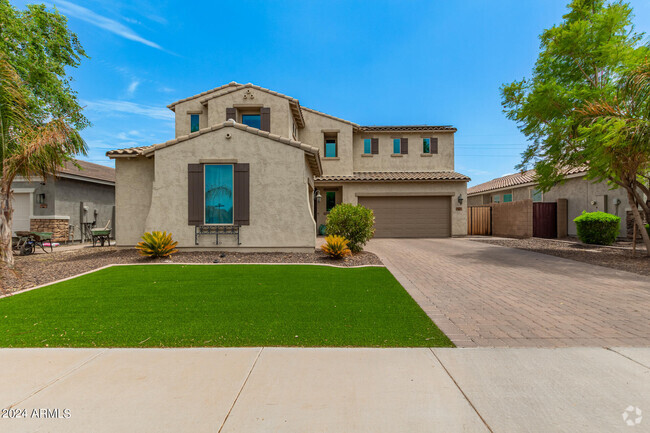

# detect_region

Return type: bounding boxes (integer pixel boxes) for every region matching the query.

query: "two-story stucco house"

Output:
[107,82,469,251]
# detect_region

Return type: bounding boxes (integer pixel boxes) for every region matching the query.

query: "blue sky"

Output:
[10,0,650,186]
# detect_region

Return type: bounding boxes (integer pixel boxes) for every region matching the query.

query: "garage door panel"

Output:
[358,196,450,238]
[12,193,31,235]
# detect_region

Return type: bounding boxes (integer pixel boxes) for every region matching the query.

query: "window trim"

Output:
[492,195,500,203]
[203,164,235,226]
[190,114,200,133]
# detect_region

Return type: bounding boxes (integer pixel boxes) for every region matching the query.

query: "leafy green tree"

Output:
[0,0,89,128]
[501,0,650,254]
[0,1,88,266]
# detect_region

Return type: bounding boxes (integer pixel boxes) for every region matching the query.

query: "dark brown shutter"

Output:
[226,107,236,121]
[431,137,438,154]
[234,163,250,226]
[371,138,379,154]
[260,107,271,132]
[401,137,408,154]
[188,164,204,226]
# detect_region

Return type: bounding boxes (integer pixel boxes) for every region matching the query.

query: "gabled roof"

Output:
[166,82,243,110]
[57,160,115,183]
[467,167,588,195]
[301,106,359,127]
[106,120,323,176]
[316,171,470,182]
[356,125,457,133]
[198,82,306,128]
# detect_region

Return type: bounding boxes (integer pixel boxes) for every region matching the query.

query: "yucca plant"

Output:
[136,231,179,258]
[321,235,352,259]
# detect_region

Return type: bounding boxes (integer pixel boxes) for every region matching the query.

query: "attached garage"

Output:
[358,195,451,238]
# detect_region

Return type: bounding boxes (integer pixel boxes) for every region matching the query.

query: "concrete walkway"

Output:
[0,347,648,432]
[366,238,650,348]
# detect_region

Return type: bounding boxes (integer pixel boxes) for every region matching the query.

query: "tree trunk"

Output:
[0,184,14,266]
[626,189,650,257]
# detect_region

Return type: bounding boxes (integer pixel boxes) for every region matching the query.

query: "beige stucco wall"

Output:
[206,88,294,139]
[173,99,208,138]
[315,181,467,236]
[543,177,629,237]
[300,109,355,176]
[116,128,316,251]
[468,176,631,237]
[352,132,455,172]
[114,157,154,245]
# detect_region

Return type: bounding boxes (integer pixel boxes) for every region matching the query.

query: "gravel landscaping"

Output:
[473,237,650,276]
[0,247,382,294]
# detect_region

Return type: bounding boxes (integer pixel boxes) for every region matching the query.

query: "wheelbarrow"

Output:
[91,220,112,247]
[13,231,53,255]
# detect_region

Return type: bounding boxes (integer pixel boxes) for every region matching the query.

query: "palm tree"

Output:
[0,55,87,266]
[578,62,650,255]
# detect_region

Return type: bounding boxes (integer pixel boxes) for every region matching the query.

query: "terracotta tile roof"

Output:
[301,106,359,127]
[356,125,457,132]
[166,82,242,110]
[57,160,115,183]
[316,171,470,182]
[467,167,588,195]
[106,121,323,176]
[105,145,154,156]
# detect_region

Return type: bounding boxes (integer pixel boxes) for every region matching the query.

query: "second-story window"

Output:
[241,114,261,129]
[190,114,200,132]
[324,133,337,158]
[393,138,401,154]
[423,137,438,154]
[363,139,371,154]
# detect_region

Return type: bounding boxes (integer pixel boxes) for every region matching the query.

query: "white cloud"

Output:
[127,79,140,96]
[83,99,173,121]
[53,0,163,50]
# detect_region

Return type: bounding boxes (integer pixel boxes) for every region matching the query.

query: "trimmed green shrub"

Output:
[326,204,375,253]
[573,211,620,245]
[646,224,649,236]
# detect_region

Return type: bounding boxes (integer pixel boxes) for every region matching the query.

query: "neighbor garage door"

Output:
[358,196,451,238]
[12,193,31,235]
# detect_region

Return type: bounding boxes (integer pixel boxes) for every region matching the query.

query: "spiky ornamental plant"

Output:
[136,231,179,258]
[321,235,352,259]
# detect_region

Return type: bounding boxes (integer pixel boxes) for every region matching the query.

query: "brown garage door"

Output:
[358,196,451,238]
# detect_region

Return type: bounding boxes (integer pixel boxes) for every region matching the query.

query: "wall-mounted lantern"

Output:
[37,193,46,204]
[457,193,464,205]
[314,189,322,203]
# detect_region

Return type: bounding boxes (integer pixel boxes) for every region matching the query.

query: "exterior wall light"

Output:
[457,194,463,205]
[37,193,46,204]
[314,189,322,203]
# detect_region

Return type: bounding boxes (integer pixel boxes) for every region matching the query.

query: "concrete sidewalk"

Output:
[0,348,648,432]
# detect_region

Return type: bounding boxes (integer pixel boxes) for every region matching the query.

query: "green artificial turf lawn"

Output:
[0,265,452,348]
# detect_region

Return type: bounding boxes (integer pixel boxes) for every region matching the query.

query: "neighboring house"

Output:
[467,168,632,238]
[11,160,116,242]
[107,82,470,251]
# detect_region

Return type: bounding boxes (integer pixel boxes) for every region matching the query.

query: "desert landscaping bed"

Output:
[473,237,650,276]
[0,247,382,294]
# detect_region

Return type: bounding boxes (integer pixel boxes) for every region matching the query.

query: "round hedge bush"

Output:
[325,204,375,253]
[573,211,620,245]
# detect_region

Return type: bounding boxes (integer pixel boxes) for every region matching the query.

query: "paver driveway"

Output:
[367,238,650,347]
